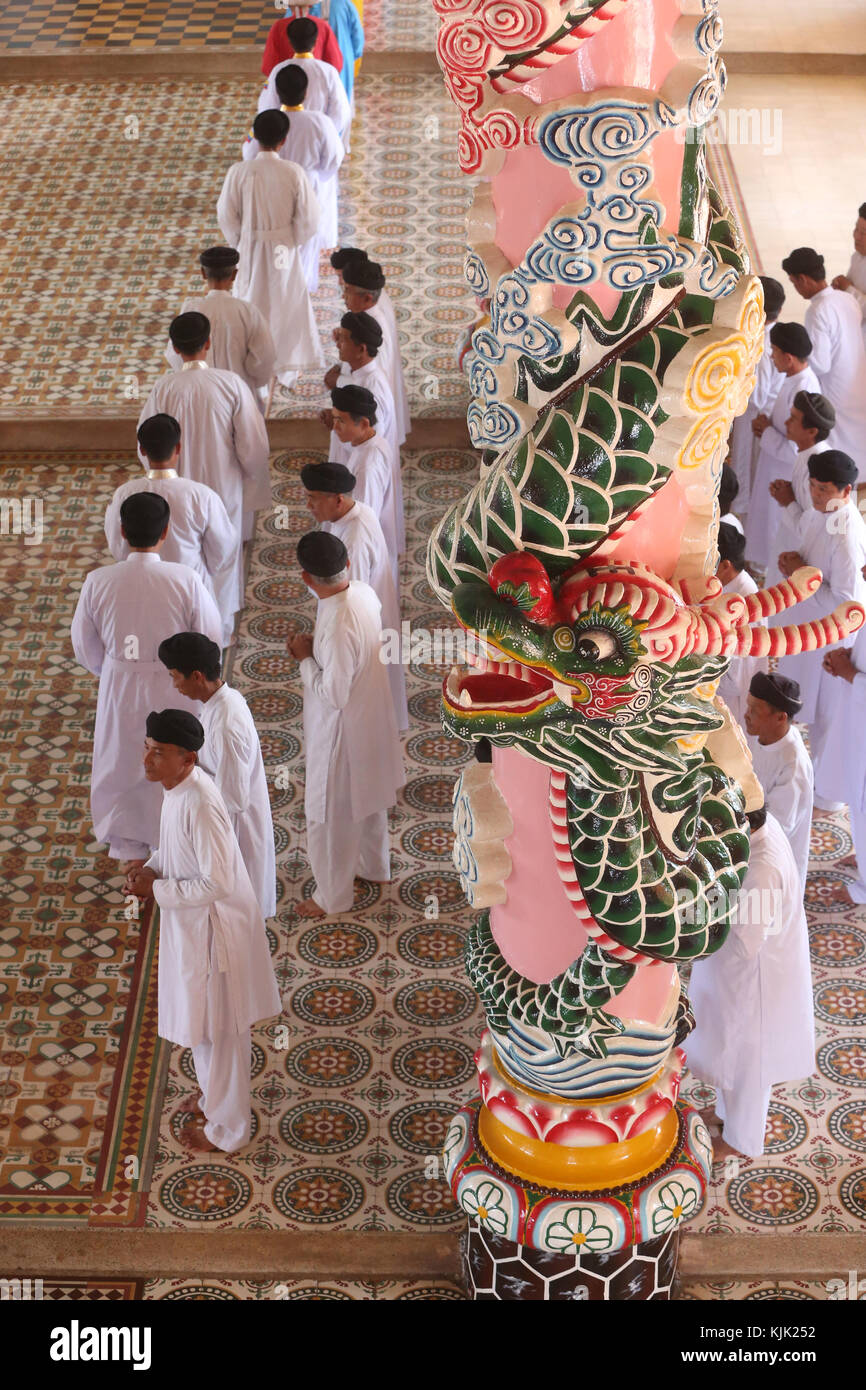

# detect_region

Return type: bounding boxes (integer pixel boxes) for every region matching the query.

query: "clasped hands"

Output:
[287,632,314,662]
[125,860,157,900]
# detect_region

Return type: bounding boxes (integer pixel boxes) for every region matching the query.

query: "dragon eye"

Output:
[576,630,619,662]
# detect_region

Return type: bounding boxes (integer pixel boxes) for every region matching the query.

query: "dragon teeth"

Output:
[552,680,574,707]
[458,688,472,708]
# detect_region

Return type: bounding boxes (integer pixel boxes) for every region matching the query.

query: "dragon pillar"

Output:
[429,0,865,1300]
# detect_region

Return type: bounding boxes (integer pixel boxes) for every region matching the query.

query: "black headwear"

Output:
[119,492,170,547]
[340,311,383,354]
[759,274,785,321]
[253,109,290,148]
[286,15,317,49]
[275,63,309,104]
[330,247,367,271]
[297,530,348,578]
[792,391,835,440]
[331,384,377,423]
[781,247,826,280]
[169,311,210,354]
[717,521,746,570]
[343,258,385,293]
[300,462,357,494]
[137,413,181,463]
[145,708,204,751]
[157,632,222,681]
[199,246,239,272]
[808,449,859,486]
[769,321,812,359]
[749,671,802,718]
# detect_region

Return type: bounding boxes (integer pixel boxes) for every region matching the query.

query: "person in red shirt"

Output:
[262,7,343,77]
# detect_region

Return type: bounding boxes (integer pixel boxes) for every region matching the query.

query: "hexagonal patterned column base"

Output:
[461,1224,679,1301]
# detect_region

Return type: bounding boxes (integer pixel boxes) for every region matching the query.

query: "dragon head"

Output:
[443,552,865,779]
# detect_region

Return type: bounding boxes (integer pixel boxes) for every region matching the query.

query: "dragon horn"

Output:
[678,592,749,657]
[741,567,823,622]
[733,601,866,659]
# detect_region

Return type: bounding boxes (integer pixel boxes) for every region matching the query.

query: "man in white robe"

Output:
[158,632,277,919]
[258,16,351,143]
[321,311,403,550]
[747,321,819,571]
[821,585,866,903]
[138,311,271,591]
[783,246,866,477]
[766,390,835,588]
[744,672,814,894]
[728,276,785,514]
[715,523,767,728]
[164,246,276,414]
[832,202,866,351]
[126,709,280,1154]
[300,462,407,730]
[687,807,815,1161]
[244,64,344,295]
[330,382,399,582]
[105,414,239,647]
[217,109,323,389]
[341,256,410,447]
[71,493,222,862]
[776,451,866,804]
[287,531,404,919]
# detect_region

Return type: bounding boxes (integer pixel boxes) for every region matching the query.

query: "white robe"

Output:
[145,767,280,1152]
[775,498,866,728]
[164,290,276,412]
[686,815,815,1156]
[811,621,866,811]
[198,683,277,919]
[804,286,866,475]
[138,364,271,605]
[368,299,409,446]
[765,440,830,589]
[71,554,223,855]
[746,363,819,569]
[748,726,814,893]
[243,108,344,293]
[258,55,351,142]
[728,324,781,513]
[826,625,866,899]
[845,250,866,351]
[104,471,239,644]
[717,569,767,727]
[330,358,404,551]
[322,502,408,730]
[216,153,324,379]
[342,433,398,582]
[301,580,404,824]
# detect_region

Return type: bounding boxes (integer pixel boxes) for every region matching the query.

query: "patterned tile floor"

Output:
[143,1277,465,1300]
[0,0,437,52]
[0,73,471,419]
[3,447,864,1251]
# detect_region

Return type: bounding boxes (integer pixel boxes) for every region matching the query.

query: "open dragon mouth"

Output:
[443,647,586,715]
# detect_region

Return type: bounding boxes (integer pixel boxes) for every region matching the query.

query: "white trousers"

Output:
[717,1083,772,1159]
[191,1027,252,1153]
[307,810,390,915]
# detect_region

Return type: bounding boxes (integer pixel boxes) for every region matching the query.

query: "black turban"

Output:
[781,247,826,280]
[199,246,239,271]
[769,321,812,359]
[749,672,802,718]
[331,384,377,422]
[300,462,356,494]
[341,311,383,352]
[157,632,222,679]
[145,708,204,751]
[169,311,210,353]
[808,449,859,486]
[119,492,170,531]
[343,258,385,293]
[137,413,180,461]
[793,391,835,436]
[330,246,367,271]
[297,530,348,578]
